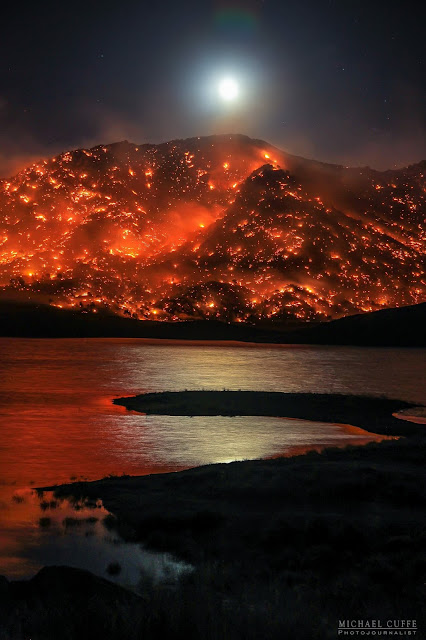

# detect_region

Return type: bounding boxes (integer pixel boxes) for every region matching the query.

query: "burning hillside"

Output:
[0,134,424,323]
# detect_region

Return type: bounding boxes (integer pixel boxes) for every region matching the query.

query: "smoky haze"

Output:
[0,134,424,325]
[0,1,424,178]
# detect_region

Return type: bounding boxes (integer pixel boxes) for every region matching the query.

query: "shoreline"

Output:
[2,335,426,349]
[38,422,426,608]
[39,391,426,572]
[4,391,426,638]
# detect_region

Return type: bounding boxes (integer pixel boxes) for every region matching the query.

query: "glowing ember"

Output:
[0,134,424,323]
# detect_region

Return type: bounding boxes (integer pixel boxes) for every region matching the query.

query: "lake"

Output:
[0,338,425,584]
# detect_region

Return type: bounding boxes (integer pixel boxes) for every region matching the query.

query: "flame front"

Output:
[0,134,424,323]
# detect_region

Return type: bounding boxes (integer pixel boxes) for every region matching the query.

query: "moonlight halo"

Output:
[218,77,239,101]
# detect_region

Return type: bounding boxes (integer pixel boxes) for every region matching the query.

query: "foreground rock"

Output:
[0,566,147,640]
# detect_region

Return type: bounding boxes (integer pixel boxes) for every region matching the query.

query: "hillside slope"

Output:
[0,135,424,323]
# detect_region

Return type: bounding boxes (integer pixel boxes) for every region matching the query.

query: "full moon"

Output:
[218,77,239,101]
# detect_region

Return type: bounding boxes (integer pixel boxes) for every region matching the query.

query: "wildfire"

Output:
[0,134,424,323]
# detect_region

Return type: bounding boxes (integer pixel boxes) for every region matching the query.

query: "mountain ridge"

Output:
[0,134,424,324]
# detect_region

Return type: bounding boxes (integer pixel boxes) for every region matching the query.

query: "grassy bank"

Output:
[38,436,426,639]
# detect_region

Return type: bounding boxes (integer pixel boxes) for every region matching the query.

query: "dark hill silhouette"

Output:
[285,301,426,346]
[0,299,424,346]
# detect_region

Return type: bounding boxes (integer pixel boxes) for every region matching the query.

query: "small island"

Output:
[113,390,420,437]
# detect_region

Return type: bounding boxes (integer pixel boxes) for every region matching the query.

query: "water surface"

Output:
[0,338,424,583]
[1,338,424,487]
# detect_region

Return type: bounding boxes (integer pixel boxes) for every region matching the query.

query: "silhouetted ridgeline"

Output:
[0,299,425,345]
[0,300,270,340]
[285,301,426,346]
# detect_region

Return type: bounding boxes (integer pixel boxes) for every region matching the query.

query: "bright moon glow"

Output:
[218,77,239,101]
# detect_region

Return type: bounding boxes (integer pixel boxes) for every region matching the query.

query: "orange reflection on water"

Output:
[0,338,420,581]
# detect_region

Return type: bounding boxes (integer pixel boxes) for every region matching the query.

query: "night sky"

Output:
[1,0,424,177]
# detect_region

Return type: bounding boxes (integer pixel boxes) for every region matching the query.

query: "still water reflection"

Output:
[3,489,191,587]
[0,338,424,584]
[1,338,424,487]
